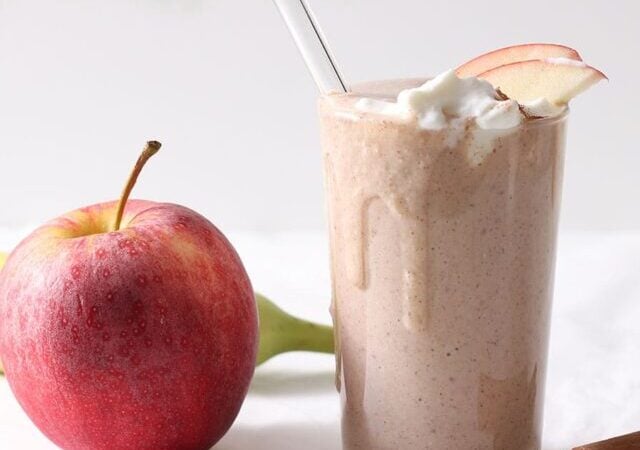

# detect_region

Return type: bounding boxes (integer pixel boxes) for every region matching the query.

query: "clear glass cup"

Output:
[318,80,567,450]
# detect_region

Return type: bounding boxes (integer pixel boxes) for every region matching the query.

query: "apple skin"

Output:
[455,43,582,78]
[0,200,258,450]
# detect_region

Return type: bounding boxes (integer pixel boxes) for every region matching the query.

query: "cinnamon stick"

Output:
[573,431,640,449]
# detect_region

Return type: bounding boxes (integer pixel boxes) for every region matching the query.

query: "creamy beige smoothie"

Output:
[319,74,567,449]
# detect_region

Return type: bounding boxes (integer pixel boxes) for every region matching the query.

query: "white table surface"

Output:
[0,229,639,450]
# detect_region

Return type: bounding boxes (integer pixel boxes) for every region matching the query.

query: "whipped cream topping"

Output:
[356,70,523,130]
[521,97,566,117]
[356,69,566,131]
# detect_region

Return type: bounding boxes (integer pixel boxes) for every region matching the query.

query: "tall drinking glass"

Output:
[319,80,567,450]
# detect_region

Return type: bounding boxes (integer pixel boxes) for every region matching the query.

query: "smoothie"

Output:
[319,74,567,449]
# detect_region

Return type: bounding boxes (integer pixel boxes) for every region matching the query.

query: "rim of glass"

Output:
[320,77,570,129]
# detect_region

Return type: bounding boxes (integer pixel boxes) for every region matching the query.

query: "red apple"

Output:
[456,43,582,78]
[0,142,258,449]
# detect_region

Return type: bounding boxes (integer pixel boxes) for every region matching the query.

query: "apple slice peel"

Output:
[456,43,582,78]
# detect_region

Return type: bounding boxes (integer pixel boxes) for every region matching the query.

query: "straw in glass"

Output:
[273,0,348,94]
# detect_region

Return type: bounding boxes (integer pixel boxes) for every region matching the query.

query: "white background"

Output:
[0,0,638,233]
[1,2,640,449]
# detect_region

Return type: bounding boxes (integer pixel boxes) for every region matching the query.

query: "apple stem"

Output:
[112,141,162,232]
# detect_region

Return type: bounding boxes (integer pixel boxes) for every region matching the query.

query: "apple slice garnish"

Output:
[477,59,606,105]
[456,43,582,78]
